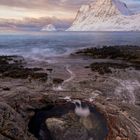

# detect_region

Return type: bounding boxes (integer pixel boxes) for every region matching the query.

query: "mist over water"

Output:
[0,31,140,60]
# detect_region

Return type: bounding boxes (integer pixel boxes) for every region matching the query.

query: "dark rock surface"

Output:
[74,46,140,63]
[0,56,48,81]
[74,46,140,75]
[0,101,35,140]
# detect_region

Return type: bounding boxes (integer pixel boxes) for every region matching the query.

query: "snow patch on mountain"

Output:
[41,24,56,32]
[79,5,90,13]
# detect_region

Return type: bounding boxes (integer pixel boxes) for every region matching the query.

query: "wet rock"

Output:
[90,62,130,74]
[74,46,140,72]
[0,102,35,140]
[46,118,65,130]
[53,78,64,84]
[0,55,48,81]
[94,102,138,140]
[46,113,88,140]
[2,87,10,91]
[0,89,138,140]
[0,49,139,140]
[74,46,140,62]
[116,136,122,140]
[0,134,11,140]
[80,116,93,130]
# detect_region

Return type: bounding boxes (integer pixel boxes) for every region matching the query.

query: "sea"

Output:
[0,31,140,60]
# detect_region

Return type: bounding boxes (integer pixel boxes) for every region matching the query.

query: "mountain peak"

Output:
[89,0,132,17]
[67,0,140,31]
[41,24,56,32]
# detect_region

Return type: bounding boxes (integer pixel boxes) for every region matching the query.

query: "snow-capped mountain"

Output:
[41,24,57,32]
[68,0,140,31]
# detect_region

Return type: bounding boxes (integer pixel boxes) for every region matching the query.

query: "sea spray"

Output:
[72,100,90,117]
[60,97,90,117]
[53,85,64,91]
[111,77,140,104]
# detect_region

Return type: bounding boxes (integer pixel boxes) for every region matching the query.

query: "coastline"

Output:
[0,45,140,140]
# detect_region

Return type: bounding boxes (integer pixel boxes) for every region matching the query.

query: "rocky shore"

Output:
[0,46,140,140]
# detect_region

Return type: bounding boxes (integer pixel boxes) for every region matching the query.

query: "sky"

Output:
[0,0,94,20]
[0,0,140,30]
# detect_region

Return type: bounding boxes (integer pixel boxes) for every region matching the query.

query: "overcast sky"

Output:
[0,0,140,20]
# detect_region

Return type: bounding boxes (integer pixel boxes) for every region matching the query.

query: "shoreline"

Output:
[0,45,140,140]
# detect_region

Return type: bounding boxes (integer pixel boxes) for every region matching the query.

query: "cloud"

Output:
[0,0,45,9]
[0,0,94,11]
[0,0,139,13]
[0,0,95,20]
[0,16,73,31]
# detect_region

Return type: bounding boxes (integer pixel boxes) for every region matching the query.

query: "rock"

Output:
[45,113,88,140]
[0,102,35,140]
[46,118,65,131]
[0,55,48,81]
[116,136,122,140]
[0,134,11,140]
[2,87,10,91]
[80,116,93,130]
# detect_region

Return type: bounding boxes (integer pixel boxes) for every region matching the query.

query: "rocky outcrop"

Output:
[0,102,36,140]
[94,101,140,140]
[0,90,140,140]
[0,56,48,81]
[46,115,88,140]
[0,51,140,140]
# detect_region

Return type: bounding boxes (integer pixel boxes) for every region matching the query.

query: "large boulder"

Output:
[46,112,88,140]
[0,102,36,140]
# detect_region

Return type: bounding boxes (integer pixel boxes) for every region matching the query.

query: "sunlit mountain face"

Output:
[0,0,140,31]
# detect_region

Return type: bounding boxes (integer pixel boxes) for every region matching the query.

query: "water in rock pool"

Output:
[28,100,108,140]
[0,31,140,61]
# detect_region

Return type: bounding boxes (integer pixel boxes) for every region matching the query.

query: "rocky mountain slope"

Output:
[68,0,140,31]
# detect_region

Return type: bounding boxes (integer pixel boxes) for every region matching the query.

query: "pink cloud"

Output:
[0,16,73,31]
